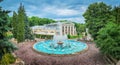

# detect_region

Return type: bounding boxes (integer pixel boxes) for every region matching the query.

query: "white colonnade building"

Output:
[31,22,77,36]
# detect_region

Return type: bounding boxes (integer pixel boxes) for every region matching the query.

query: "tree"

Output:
[74,23,86,35]
[20,3,34,40]
[83,2,113,40]
[28,16,40,26]
[17,3,25,42]
[11,11,17,38]
[28,16,56,26]
[83,2,120,60]
[12,3,34,42]
[96,22,120,60]
[24,15,34,40]
[112,6,120,25]
[0,0,17,59]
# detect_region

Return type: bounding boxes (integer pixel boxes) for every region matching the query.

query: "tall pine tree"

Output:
[12,11,17,39]
[24,15,34,40]
[17,3,25,42]
[12,3,34,42]
[0,0,17,59]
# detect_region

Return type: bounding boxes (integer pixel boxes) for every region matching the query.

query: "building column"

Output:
[67,26,69,35]
[64,26,65,35]
[70,26,71,35]
[72,26,74,35]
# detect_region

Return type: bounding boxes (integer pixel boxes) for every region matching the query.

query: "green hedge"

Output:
[68,34,82,39]
[35,34,53,39]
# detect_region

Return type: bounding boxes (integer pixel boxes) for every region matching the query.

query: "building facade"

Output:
[62,22,76,35]
[31,22,77,36]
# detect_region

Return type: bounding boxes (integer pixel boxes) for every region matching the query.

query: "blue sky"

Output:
[0,0,120,23]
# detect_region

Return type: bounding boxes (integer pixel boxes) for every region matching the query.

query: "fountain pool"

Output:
[33,40,87,55]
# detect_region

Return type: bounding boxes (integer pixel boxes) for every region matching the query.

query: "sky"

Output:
[0,0,120,23]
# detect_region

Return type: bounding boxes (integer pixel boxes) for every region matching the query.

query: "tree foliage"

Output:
[83,2,113,40]
[96,22,120,60]
[24,15,34,40]
[112,6,120,25]
[84,2,120,60]
[0,0,17,60]
[12,11,17,38]
[12,3,34,42]
[74,23,86,35]
[16,3,25,42]
[28,16,56,26]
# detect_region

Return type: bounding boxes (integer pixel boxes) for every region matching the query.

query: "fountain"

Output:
[33,34,87,55]
[33,22,87,55]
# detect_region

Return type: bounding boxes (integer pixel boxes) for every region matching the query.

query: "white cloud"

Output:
[23,4,87,23]
[54,17,85,23]
[43,6,80,16]
[27,5,38,11]
[26,11,43,17]
[56,9,79,16]
[80,6,87,12]
[25,5,86,23]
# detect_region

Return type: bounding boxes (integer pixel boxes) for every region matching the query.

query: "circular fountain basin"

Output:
[33,40,88,55]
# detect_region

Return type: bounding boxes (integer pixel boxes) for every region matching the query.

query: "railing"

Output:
[103,54,118,65]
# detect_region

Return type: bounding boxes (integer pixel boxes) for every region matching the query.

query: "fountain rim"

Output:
[32,40,88,57]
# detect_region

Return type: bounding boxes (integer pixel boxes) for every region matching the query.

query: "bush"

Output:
[69,35,78,39]
[68,34,82,39]
[0,53,16,65]
[35,34,53,39]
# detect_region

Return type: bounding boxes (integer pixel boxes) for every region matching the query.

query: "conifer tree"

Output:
[0,0,17,59]
[20,3,34,40]
[17,3,25,42]
[12,11,17,38]
[24,15,34,40]
[13,3,34,42]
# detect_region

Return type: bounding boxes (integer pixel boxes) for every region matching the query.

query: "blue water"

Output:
[33,40,87,55]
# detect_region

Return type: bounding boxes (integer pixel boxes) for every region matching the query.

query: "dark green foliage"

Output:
[83,2,113,40]
[12,4,34,42]
[96,22,120,60]
[17,3,25,42]
[0,0,17,60]
[23,4,34,40]
[28,16,56,26]
[67,35,79,39]
[0,10,10,39]
[24,16,34,40]
[112,6,120,25]
[74,23,86,35]
[67,34,70,39]
[0,39,17,60]
[83,2,120,60]
[35,34,53,39]
[12,11,17,38]
[0,53,16,65]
